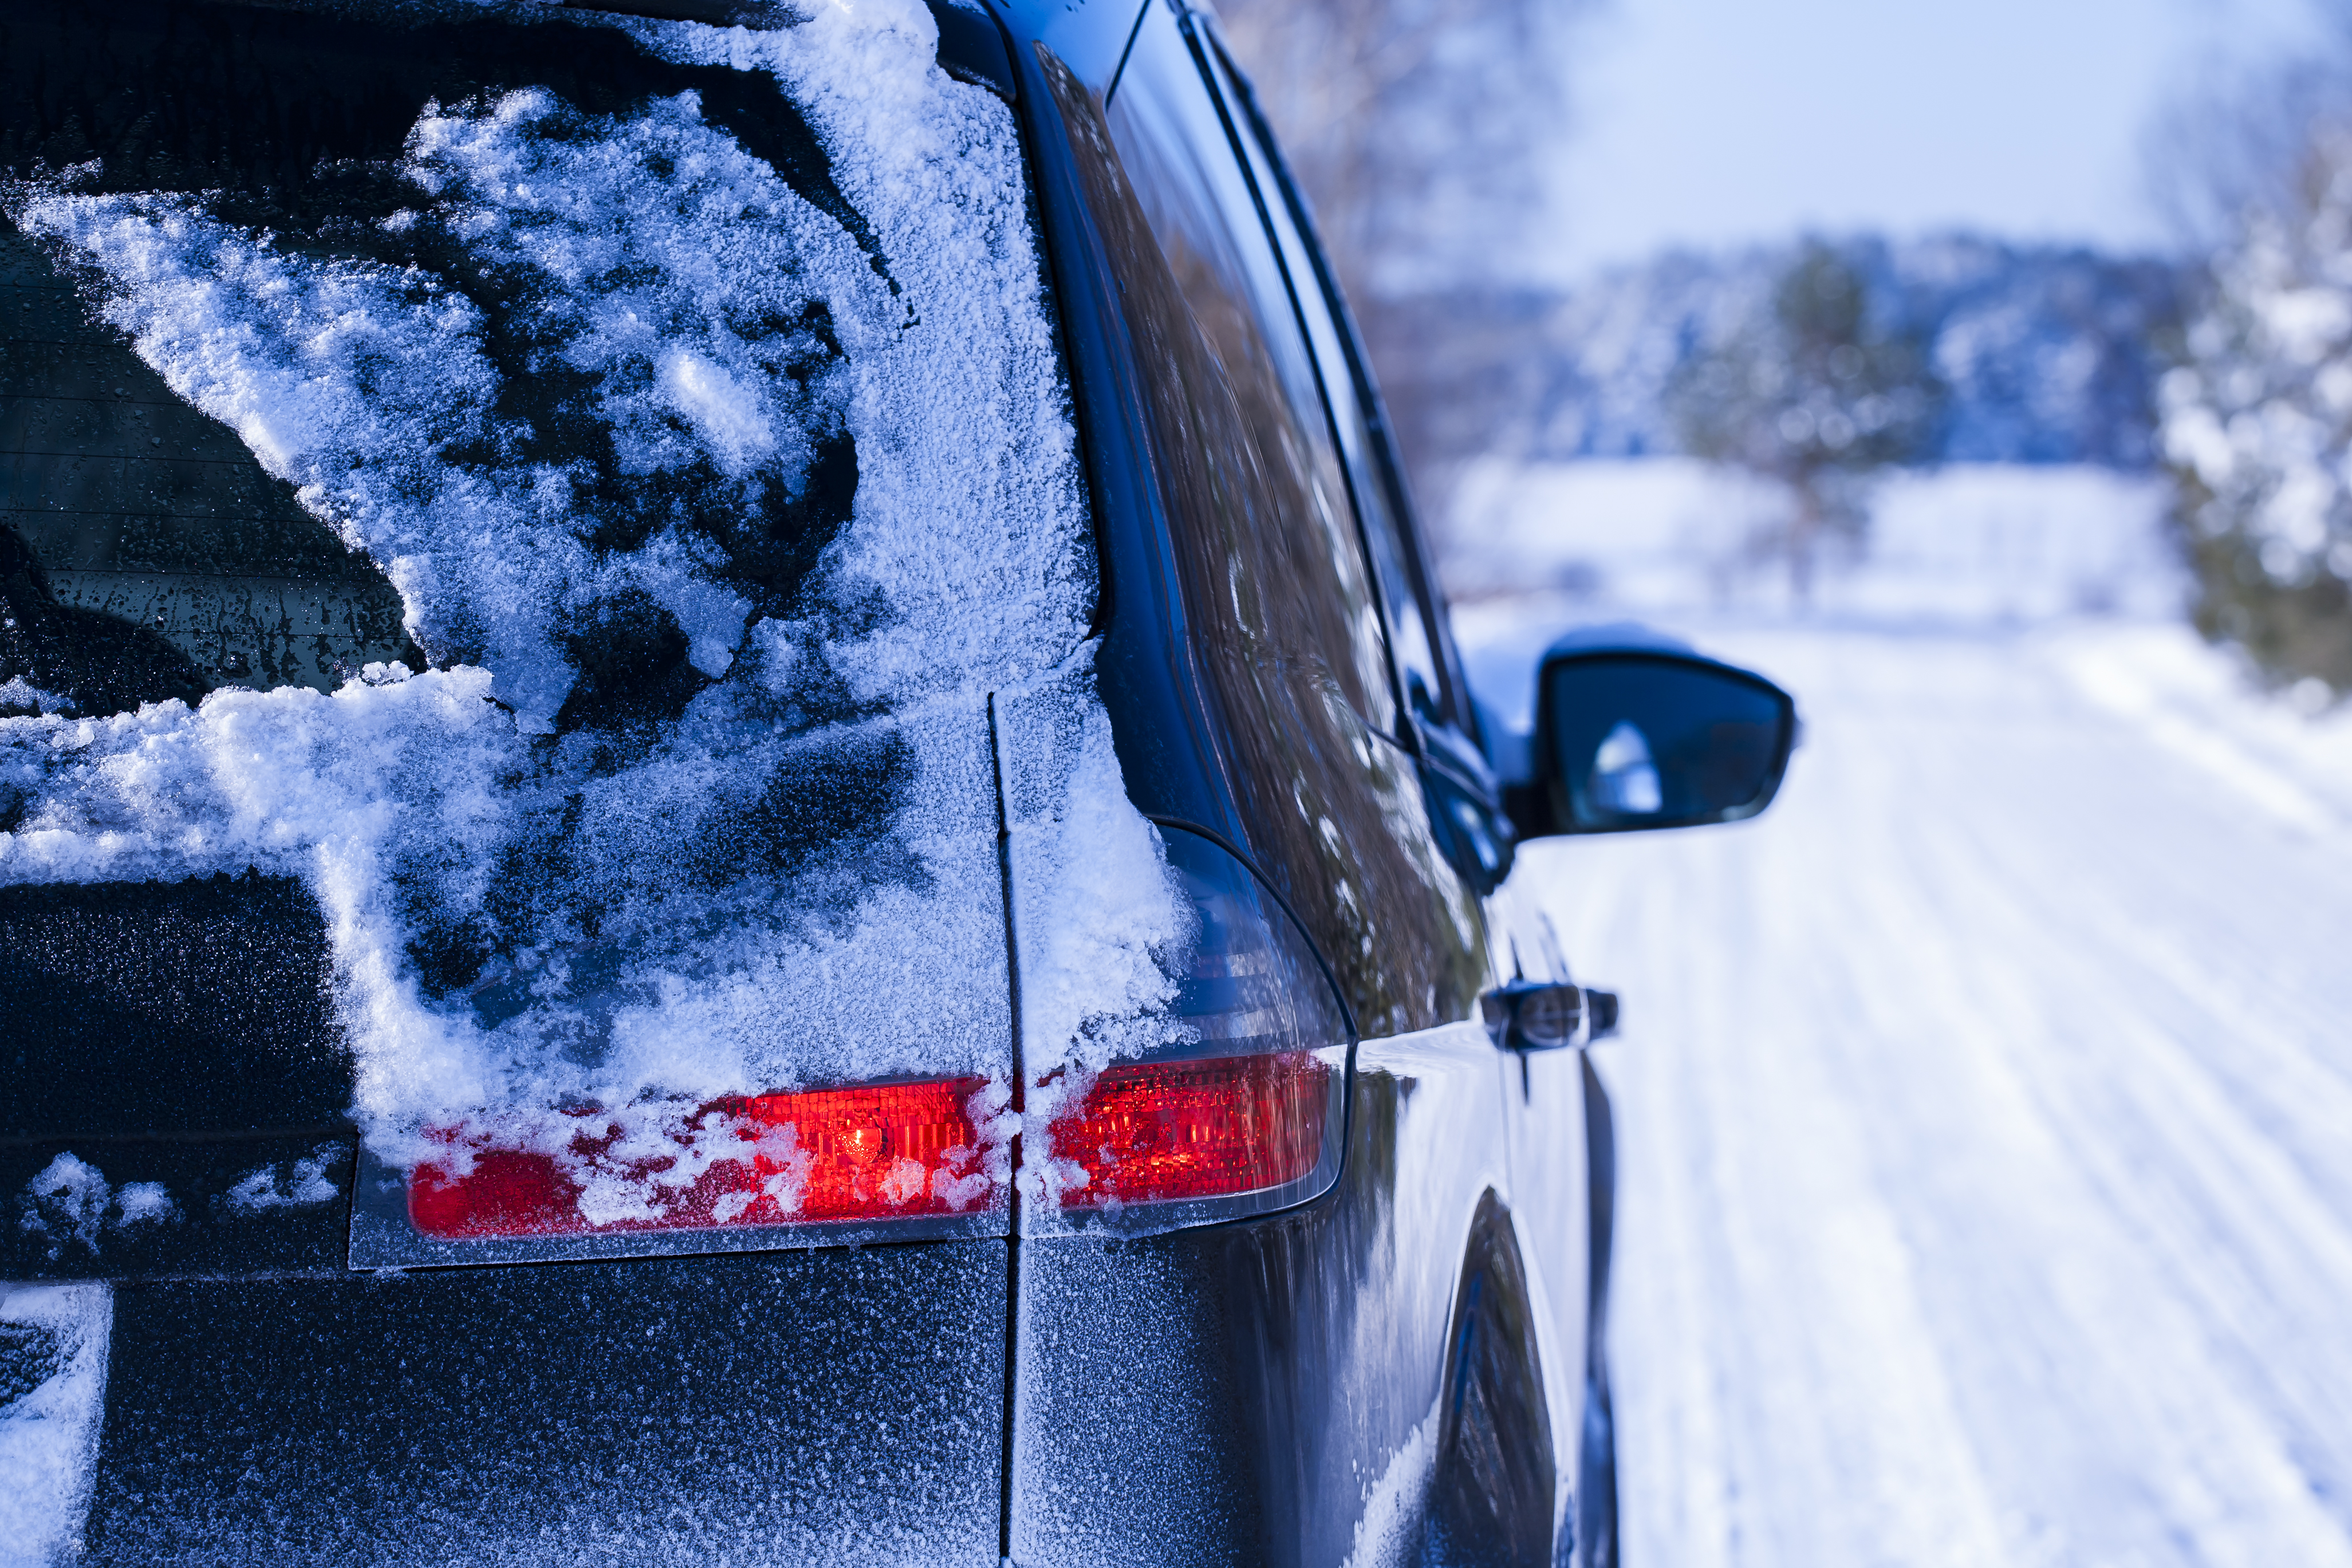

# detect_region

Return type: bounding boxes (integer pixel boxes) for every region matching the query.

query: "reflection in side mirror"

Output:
[1590,721,1663,814]
[1523,641,1798,837]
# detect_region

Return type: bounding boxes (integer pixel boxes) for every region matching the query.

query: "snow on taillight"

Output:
[1010,824,1357,1231]
[407,1077,995,1239]
[1050,1053,1330,1207]
[353,823,1357,1263]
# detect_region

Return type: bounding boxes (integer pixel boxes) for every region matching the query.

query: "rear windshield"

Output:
[0,0,1190,1167]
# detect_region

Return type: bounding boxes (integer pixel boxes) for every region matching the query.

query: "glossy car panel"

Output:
[1540,651,1796,832]
[991,23,1600,1552]
[1426,1191,1558,1568]
[1101,5,1396,742]
[1497,625,1801,840]
[1193,27,1454,735]
[1504,1041,1600,1555]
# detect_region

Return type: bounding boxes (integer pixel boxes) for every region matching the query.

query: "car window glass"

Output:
[3,225,416,712]
[1038,12,1492,1037]
[1195,37,1451,732]
[1098,6,1396,735]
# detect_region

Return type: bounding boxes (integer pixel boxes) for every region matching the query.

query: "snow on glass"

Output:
[0,0,1190,1228]
[18,1155,173,1256]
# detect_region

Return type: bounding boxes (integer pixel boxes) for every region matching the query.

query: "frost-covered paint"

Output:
[1010,1025,1538,1566]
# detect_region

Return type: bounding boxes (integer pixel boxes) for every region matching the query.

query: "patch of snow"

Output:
[0,0,1185,1223]
[1341,1396,1441,1568]
[0,1283,111,1568]
[109,1183,175,1230]
[1006,685,1192,1077]
[221,1144,343,1215]
[16,1155,111,1254]
[0,679,70,719]
[17,1154,182,1255]
[995,669,1199,1211]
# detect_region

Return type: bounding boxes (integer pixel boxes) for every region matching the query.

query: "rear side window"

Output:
[1197,39,1455,732]
[1097,8,1396,736]
[1038,5,1488,1035]
[3,229,416,715]
[0,0,1206,1246]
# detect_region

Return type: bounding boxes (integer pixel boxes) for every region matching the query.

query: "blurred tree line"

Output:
[1220,0,2352,697]
[1665,243,1944,601]
[1549,235,2174,602]
[2152,27,2352,696]
[1211,0,1589,542]
[1211,0,2181,602]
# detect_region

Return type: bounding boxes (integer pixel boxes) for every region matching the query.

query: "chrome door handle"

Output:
[1480,980,1621,1051]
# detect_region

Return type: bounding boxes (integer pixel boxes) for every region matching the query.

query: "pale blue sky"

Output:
[1539,0,2338,278]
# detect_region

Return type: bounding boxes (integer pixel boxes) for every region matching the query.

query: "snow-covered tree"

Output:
[2160,123,2352,694]
[1666,241,1944,601]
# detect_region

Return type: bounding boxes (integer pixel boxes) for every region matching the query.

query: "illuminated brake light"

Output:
[408,1077,992,1239]
[373,825,1355,1260]
[1051,1052,1330,1207]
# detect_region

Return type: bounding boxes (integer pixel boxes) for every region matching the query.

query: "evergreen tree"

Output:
[1667,241,1944,601]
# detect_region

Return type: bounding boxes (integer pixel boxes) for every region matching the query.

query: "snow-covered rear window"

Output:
[0,0,1191,1216]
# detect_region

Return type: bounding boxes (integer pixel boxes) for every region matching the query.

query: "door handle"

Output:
[1480,980,1621,1052]
[1585,986,1620,1042]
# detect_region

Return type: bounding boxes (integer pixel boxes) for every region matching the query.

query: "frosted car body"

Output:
[0,0,1791,1559]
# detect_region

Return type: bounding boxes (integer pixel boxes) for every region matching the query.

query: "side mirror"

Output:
[1500,631,1798,838]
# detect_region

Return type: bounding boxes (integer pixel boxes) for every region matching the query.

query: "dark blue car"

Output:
[0,0,1794,1560]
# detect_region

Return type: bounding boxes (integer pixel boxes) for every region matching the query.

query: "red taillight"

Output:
[1050,1052,1330,1207]
[403,1052,1334,1240]
[409,1077,992,1239]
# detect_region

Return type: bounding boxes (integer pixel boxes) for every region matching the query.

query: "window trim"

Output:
[1189,16,1480,742]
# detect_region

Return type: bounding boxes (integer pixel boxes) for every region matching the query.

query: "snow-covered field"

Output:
[1455,464,2352,1566]
[1446,459,2185,624]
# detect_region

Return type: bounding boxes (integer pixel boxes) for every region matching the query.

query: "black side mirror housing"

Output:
[1497,625,1799,839]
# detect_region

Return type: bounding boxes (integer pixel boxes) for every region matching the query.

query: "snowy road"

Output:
[1504,623,2352,1567]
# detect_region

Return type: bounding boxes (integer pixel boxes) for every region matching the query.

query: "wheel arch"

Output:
[1424,1188,1557,1568]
